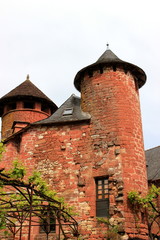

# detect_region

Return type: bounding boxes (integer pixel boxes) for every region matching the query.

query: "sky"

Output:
[0,0,159,150]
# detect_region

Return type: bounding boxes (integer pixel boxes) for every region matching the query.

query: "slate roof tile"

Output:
[0,78,57,115]
[145,146,160,181]
[33,94,91,125]
[74,49,146,91]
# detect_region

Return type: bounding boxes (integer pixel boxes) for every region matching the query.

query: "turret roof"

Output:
[0,76,57,114]
[96,49,121,63]
[0,78,52,102]
[74,48,146,91]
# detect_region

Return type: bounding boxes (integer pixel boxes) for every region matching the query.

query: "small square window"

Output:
[63,108,73,116]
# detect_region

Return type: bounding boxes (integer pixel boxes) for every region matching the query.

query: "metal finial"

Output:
[26,74,30,80]
[106,43,109,50]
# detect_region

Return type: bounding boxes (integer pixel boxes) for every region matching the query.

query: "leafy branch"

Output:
[128,185,160,209]
[128,185,160,239]
[0,153,79,238]
[97,217,121,240]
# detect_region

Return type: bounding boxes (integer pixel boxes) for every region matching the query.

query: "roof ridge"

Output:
[145,145,160,151]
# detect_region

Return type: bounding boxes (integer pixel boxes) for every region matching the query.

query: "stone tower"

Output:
[0,75,57,139]
[74,48,148,238]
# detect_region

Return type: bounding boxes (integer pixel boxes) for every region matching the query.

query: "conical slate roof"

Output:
[96,49,121,63]
[74,49,146,91]
[0,77,57,114]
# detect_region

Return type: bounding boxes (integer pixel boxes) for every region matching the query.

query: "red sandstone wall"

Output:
[0,117,147,239]
[1,109,49,139]
[80,67,148,238]
[1,123,123,239]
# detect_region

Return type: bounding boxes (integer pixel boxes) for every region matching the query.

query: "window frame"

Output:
[39,210,56,234]
[95,177,109,217]
[62,108,73,116]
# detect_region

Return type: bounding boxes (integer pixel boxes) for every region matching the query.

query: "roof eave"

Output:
[74,61,146,91]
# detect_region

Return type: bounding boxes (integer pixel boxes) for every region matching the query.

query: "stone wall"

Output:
[2,109,50,139]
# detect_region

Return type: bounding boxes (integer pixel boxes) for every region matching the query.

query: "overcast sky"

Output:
[0,0,159,150]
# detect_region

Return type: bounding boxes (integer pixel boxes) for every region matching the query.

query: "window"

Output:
[40,210,56,234]
[24,101,34,109]
[63,108,73,116]
[41,103,50,114]
[96,177,109,217]
[7,102,17,111]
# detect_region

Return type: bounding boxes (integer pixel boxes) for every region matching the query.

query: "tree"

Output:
[128,185,160,240]
[0,156,79,240]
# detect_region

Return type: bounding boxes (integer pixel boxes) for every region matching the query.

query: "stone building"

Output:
[146,146,160,188]
[145,146,160,239]
[0,48,150,239]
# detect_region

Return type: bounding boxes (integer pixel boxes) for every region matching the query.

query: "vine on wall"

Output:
[128,185,160,239]
[0,142,79,239]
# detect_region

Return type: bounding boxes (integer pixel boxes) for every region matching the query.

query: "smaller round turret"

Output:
[0,75,57,139]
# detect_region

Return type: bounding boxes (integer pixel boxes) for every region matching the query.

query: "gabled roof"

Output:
[0,77,57,114]
[33,94,91,125]
[74,48,146,91]
[145,146,160,181]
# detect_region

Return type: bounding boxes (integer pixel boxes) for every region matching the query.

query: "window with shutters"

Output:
[96,177,109,217]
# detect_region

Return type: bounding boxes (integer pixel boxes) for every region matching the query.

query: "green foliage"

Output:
[97,217,110,225]
[149,183,160,197]
[28,171,41,184]
[0,211,6,230]
[97,217,121,240]
[3,160,68,207]
[28,171,63,206]
[0,159,76,235]
[128,185,160,238]
[28,171,48,192]
[0,142,5,160]
[128,190,145,207]
[106,231,121,240]
[8,160,26,179]
[128,185,160,209]
[77,237,83,240]
[0,180,4,189]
